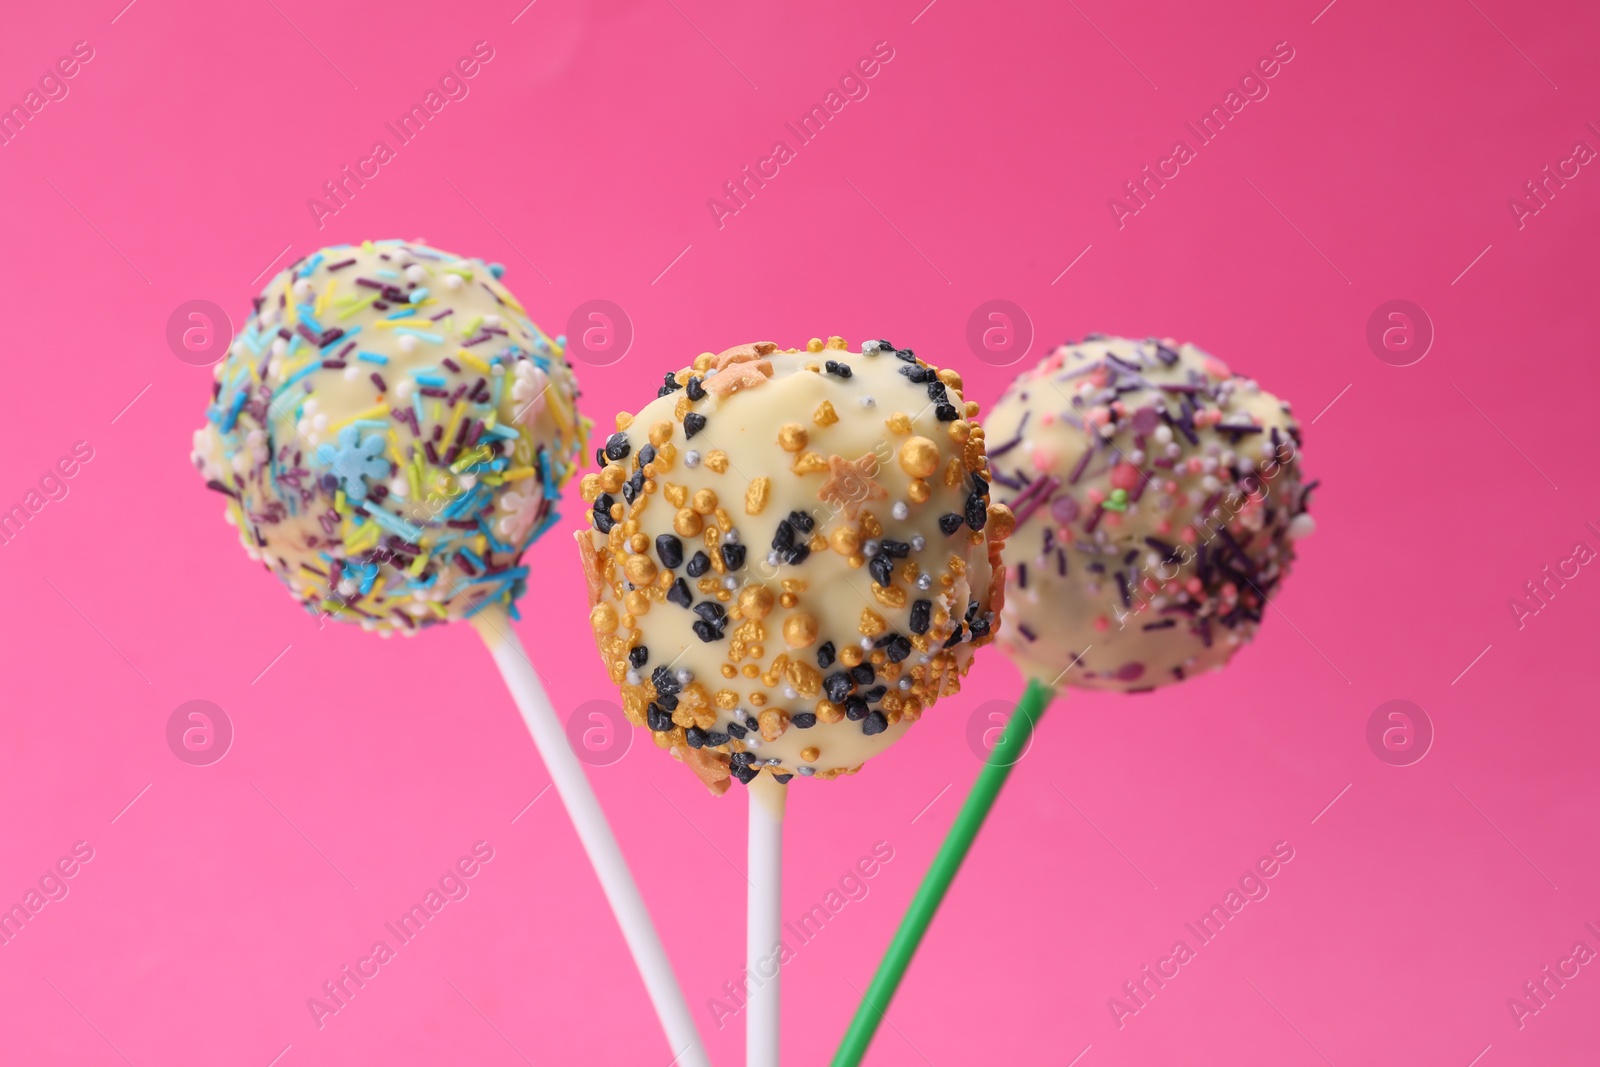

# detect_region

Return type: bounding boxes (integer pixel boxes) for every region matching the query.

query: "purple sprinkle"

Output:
[371,372,388,391]
[1050,495,1080,523]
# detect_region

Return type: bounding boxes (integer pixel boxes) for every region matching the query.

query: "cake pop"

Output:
[576,336,1012,792]
[833,335,1317,1066]
[191,240,712,1067]
[192,238,586,631]
[987,334,1315,690]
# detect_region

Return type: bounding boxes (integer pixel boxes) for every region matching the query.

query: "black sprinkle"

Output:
[720,543,747,571]
[869,553,895,587]
[861,685,888,703]
[816,642,836,669]
[824,673,853,702]
[666,578,693,608]
[628,646,649,669]
[686,551,711,578]
[652,665,681,695]
[638,444,657,468]
[880,539,910,558]
[825,360,853,379]
[910,600,932,634]
[850,663,875,685]
[894,348,916,362]
[704,730,731,747]
[939,513,965,536]
[727,721,748,739]
[965,492,988,530]
[659,372,683,396]
[646,703,674,731]
[885,635,912,662]
[693,602,727,626]
[844,696,869,721]
[686,376,706,401]
[791,712,818,729]
[861,711,888,735]
[685,726,708,748]
[683,412,707,438]
[936,403,960,421]
[655,535,684,569]
[789,510,815,533]
[604,433,631,461]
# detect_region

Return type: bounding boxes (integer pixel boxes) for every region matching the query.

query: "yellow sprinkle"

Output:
[314,279,335,318]
[334,489,347,513]
[457,348,490,373]
[408,551,431,576]
[499,467,538,482]
[463,315,485,338]
[330,403,390,433]
[337,295,378,320]
[428,600,448,619]
[375,318,420,329]
[443,401,467,448]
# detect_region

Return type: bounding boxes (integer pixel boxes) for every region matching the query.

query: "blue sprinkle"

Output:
[396,329,444,343]
[488,263,506,279]
[409,288,429,303]
[375,268,400,279]
[357,351,389,364]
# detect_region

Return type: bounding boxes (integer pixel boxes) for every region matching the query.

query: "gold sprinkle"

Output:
[624,590,651,617]
[801,746,820,762]
[615,412,635,431]
[691,488,718,514]
[649,421,674,447]
[673,395,690,421]
[885,412,912,435]
[872,584,907,609]
[777,424,808,452]
[706,450,728,473]
[806,337,825,353]
[674,508,703,537]
[623,555,658,585]
[715,689,739,710]
[759,708,789,740]
[813,401,839,426]
[786,661,822,698]
[779,592,798,609]
[599,466,625,492]
[721,664,738,678]
[830,526,860,555]
[987,502,1016,541]
[899,436,940,479]
[825,335,848,350]
[783,612,818,648]
[859,608,887,637]
[840,644,863,667]
[749,690,767,704]
[780,579,808,592]
[693,352,714,372]
[792,451,828,475]
[745,477,770,515]
[579,473,602,503]
[943,457,965,487]
[627,533,649,553]
[664,483,689,508]
[938,368,963,392]
[697,577,721,595]
[742,664,761,678]
[817,701,844,724]
[739,584,775,620]
[590,604,618,634]
[907,478,931,503]
[964,400,980,418]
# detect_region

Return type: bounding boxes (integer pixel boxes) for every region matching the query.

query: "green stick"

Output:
[832,678,1057,1066]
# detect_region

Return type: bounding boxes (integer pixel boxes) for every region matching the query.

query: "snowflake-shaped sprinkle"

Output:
[496,486,544,541]
[511,361,549,424]
[316,427,388,502]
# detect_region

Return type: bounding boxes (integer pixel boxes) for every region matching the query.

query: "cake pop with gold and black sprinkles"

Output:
[576,338,1012,793]
[987,335,1315,691]
[192,239,589,632]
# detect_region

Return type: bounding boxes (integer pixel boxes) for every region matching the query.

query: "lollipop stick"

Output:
[747,772,787,1067]
[830,678,1056,1067]
[474,607,710,1067]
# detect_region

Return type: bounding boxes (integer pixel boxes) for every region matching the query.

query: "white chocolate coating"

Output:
[193,240,588,633]
[576,338,1010,791]
[988,336,1313,691]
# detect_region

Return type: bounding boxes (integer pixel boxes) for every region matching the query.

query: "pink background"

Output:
[2,0,1597,1063]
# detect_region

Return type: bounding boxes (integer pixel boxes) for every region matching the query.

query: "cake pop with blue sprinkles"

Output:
[192,239,589,633]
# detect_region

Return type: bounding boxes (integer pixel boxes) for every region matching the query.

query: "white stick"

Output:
[474,608,710,1067]
[746,771,787,1067]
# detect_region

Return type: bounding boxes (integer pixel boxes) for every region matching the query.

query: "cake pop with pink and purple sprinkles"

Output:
[987,335,1315,691]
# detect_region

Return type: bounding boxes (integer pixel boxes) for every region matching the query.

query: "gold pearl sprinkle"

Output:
[623,555,658,585]
[599,465,625,492]
[721,664,737,678]
[627,533,649,553]
[777,424,809,452]
[899,437,940,479]
[691,488,718,514]
[938,368,963,393]
[907,479,931,503]
[624,590,651,617]
[813,401,839,426]
[801,746,820,762]
[674,508,703,537]
[840,645,863,667]
[779,592,798,609]
[739,584,775,620]
[948,420,971,443]
[806,338,825,352]
[590,604,618,634]
[783,613,818,648]
[615,412,635,431]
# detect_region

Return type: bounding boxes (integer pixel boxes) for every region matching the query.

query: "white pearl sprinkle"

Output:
[405,265,427,283]
[675,669,693,685]
[910,534,926,552]
[625,670,640,686]
[859,637,873,650]
[892,501,909,520]
[398,335,418,353]
[860,396,876,408]
[685,450,702,468]
[863,539,880,557]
